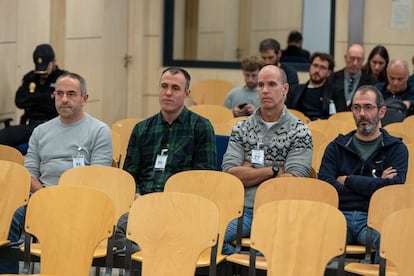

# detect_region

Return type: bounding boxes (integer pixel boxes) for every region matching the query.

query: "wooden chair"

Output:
[287,108,308,123]
[27,166,136,275]
[345,184,414,276]
[111,129,122,167]
[131,170,244,273]
[0,160,30,248]
[111,117,143,168]
[328,111,354,122]
[124,192,220,276]
[247,200,346,276]
[19,185,115,276]
[213,116,248,136]
[309,128,330,178]
[379,207,414,276]
[0,144,25,165]
[308,118,355,141]
[226,177,339,272]
[189,79,234,105]
[383,121,413,144]
[188,104,234,125]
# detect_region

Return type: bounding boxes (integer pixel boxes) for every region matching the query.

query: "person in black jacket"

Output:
[329,44,376,107]
[0,44,66,150]
[286,52,346,122]
[319,85,408,263]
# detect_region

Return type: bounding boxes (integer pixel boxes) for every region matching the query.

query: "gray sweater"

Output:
[222,106,312,207]
[25,113,113,186]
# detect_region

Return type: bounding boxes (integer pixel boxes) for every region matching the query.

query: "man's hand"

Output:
[30,176,43,193]
[381,166,397,179]
[337,175,347,185]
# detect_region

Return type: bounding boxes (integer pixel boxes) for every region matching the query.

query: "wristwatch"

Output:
[272,165,279,178]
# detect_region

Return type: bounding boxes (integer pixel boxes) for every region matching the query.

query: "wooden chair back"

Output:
[287,108,308,123]
[0,144,25,165]
[0,160,30,247]
[345,184,414,275]
[111,117,143,168]
[111,129,122,167]
[249,200,346,276]
[308,119,355,141]
[164,170,244,265]
[24,185,114,276]
[328,111,354,122]
[59,166,136,221]
[383,122,413,144]
[188,104,234,125]
[190,79,234,105]
[213,116,248,136]
[254,177,339,209]
[126,192,219,276]
[309,129,330,178]
[380,207,414,276]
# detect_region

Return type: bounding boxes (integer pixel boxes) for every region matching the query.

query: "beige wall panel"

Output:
[144,0,162,35]
[334,0,348,43]
[64,39,103,117]
[197,33,226,60]
[0,45,17,118]
[66,0,103,38]
[0,0,17,42]
[102,0,128,126]
[141,95,160,118]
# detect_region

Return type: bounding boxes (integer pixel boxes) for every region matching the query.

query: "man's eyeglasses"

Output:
[53,91,79,99]
[350,104,379,113]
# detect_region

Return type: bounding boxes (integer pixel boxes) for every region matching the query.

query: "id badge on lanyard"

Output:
[154,148,168,172]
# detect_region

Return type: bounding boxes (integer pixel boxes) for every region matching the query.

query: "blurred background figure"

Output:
[362,45,389,83]
[281,30,310,63]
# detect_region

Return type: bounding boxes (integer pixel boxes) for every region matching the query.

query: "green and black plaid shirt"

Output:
[123,107,217,194]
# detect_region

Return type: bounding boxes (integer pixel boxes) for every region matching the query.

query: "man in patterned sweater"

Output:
[221,65,313,254]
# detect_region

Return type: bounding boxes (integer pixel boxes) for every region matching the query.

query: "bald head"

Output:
[345,44,365,76]
[387,59,409,94]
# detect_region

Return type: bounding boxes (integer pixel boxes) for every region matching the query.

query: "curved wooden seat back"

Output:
[254,177,339,209]
[25,185,114,276]
[250,200,346,276]
[0,144,25,165]
[188,104,234,125]
[164,170,244,265]
[0,160,30,247]
[127,192,219,276]
[111,117,143,168]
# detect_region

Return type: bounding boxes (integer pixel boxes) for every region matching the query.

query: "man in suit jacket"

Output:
[329,44,376,107]
[286,52,346,123]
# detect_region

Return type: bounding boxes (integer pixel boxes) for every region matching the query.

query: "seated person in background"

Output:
[0,44,66,149]
[259,38,299,90]
[362,45,389,83]
[286,52,346,122]
[281,30,310,63]
[221,65,312,255]
[329,44,376,107]
[0,72,113,274]
[224,56,264,117]
[375,59,414,117]
[319,85,408,263]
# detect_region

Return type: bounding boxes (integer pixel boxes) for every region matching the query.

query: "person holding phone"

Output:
[224,56,264,117]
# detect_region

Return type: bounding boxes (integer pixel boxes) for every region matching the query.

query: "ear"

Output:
[185,88,190,97]
[378,105,387,119]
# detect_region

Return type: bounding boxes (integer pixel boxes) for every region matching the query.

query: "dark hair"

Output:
[310,52,335,71]
[161,67,191,89]
[241,56,265,72]
[362,45,389,82]
[56,72,87,95]
[351,85,385,107]
[287,31,303,43]
[259,38,281,53]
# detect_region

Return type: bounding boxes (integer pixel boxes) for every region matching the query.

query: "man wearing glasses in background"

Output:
[286,52,347,123]
[318,85,408,263]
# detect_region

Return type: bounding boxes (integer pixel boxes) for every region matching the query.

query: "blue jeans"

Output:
[222,207,253,255]
[0,206,26,273]
[343,210,381,263]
